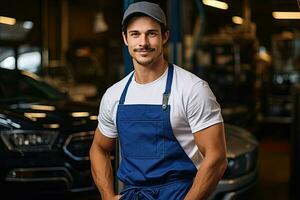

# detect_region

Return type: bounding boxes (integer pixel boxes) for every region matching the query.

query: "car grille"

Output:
[63,131,94,161]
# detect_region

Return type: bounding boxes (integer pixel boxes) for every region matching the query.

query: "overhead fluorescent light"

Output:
[31,105,55,111]
[71,112,90,117]
[202,0,228,10]
[0,16,16,25]
[272,12,300,19]
[232,16,243,24]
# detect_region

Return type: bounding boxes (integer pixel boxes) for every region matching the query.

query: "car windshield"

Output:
[0,69,67,103]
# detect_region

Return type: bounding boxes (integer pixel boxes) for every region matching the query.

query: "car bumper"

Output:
[209,169,258,200]
[2,165,95,195]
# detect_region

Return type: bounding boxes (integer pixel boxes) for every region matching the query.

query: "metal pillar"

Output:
[188,0,206,73]
[168,0,182,65]
[61,0,69,66]
[41,0,49,69]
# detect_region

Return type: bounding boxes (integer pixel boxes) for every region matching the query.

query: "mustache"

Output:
[133,47,155,52]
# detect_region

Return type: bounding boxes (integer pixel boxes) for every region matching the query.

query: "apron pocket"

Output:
[119,120,164,159]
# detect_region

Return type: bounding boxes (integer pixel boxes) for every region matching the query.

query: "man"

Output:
[89,1,227,200]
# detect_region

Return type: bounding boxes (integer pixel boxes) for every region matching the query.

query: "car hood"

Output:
[0,100,98,130]
[225,124,259,158]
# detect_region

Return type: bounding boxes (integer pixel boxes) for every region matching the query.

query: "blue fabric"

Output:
[116,64,197,198]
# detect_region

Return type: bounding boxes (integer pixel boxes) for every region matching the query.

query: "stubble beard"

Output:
[134,49,163,67]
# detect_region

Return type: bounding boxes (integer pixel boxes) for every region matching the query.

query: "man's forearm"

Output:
[90,144,115,199]
[184,156,228,200]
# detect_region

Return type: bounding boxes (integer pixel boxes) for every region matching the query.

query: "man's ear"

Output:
[122,32,128,46]
[163,30,169,45]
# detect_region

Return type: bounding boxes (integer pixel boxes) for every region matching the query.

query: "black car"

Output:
[0,68,100,197]
[0,68,258,199]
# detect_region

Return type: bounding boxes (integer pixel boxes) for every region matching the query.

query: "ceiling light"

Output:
[94,12,108,33]
[71,112,90,117]
[202,0,228,10]
[272,12,300,19]
[232,16,243,24]
[23,21,34,29]
[89,115,98,120]
[0,16,16,25]
[31,105,55,111]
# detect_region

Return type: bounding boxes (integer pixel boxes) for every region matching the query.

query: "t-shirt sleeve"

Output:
[97,90,118,138]
[187,81,223,133]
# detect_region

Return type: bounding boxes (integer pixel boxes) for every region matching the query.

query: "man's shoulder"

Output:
[173,64,207,86]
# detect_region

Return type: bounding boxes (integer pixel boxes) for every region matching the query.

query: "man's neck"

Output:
[133,58,168,84]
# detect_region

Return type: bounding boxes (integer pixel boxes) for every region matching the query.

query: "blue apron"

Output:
[116,64,197,200]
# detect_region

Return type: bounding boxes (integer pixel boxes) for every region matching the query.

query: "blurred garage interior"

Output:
[0,0,300,199]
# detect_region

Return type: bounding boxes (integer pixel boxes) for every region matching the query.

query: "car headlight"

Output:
[0,130,58,152]
[223,150,257,179]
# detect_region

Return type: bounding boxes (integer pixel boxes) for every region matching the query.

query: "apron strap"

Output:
[119,73,134,105]
[162,64,174,110]
[164,63,174,94]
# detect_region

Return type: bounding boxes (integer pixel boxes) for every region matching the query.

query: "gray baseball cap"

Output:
[122,1,166,26]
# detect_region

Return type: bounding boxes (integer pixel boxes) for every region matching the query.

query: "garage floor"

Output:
[253,132,291,200]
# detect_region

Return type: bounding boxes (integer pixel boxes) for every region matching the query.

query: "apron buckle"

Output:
[162,93,170,110]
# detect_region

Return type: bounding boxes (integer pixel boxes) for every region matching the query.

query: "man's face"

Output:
[123,16,169,67]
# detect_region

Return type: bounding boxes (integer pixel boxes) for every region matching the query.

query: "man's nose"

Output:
[139,34,149,46]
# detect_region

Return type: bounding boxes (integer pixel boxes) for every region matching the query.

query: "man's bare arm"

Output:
[184,123,228,200]
[89,128,120,200]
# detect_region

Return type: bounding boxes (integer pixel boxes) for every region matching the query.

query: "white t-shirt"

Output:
[98,64,223,168]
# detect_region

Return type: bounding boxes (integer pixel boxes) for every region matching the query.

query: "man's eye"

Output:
[130,33,139,37]
[148,32,157,37]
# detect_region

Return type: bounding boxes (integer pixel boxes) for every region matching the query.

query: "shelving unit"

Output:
[194,35,257,127]
[262,33,300,124]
